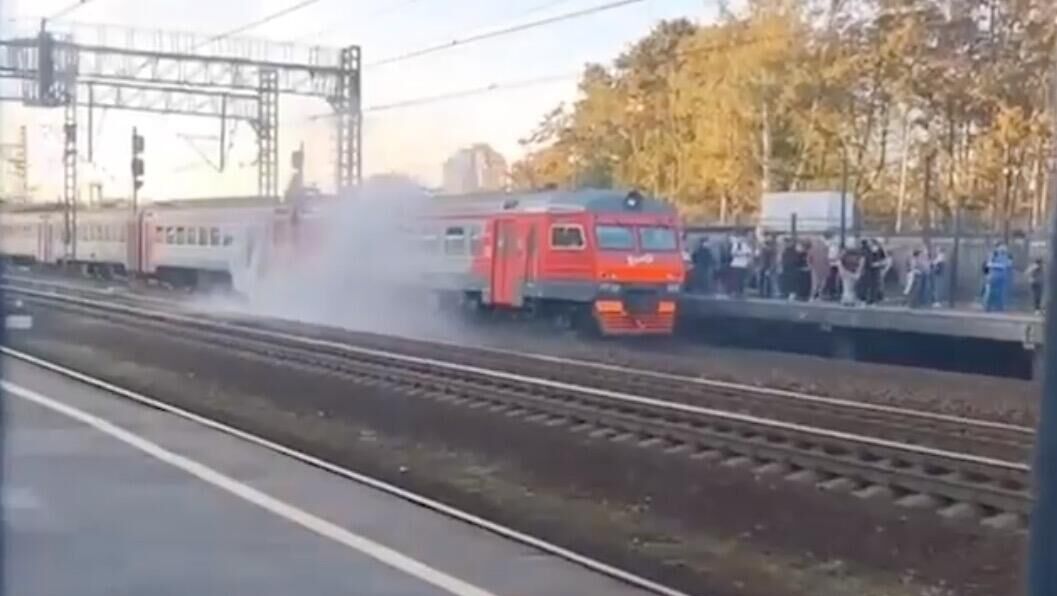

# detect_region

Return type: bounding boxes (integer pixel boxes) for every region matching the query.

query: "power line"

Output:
[49,0,95,20]
[299,32,788,121]
[365,73,577,112]
[304,72,577,121]
[367,0,646,68]
[208,0,324,42]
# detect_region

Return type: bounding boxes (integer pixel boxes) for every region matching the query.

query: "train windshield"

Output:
[595,225,635,250]
[638,226,678,251]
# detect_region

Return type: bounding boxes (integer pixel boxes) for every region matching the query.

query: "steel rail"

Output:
[2,275,1034,447]
[7,285,1034,527]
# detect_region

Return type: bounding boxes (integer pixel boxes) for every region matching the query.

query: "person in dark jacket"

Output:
[757,236,777,298]
[859,239,885,305]
[1028,258,1045,314]
[795,241,812,301]
[690,239,715,294]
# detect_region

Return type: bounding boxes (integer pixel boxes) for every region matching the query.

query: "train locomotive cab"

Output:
[582,191,684,335]
[425,188,685,337]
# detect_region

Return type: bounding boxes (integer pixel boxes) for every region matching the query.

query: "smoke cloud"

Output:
[204,177,471,339]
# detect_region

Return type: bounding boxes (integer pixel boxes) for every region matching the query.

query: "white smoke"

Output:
[211,177,467,338]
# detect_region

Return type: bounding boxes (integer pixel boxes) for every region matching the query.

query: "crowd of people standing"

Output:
[685,233,1044,314]
[687,233,896,306]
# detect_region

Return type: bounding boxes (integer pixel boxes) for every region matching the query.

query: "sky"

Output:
[1,0,716,200]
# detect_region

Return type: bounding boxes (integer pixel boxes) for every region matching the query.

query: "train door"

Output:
[140,214,155,274]
[490,218,525,307]
[127,217,141,274]
[524,223,538,284]
[38,221,52,263]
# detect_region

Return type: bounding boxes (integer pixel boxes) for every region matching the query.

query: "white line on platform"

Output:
[1,380,498,596]
[1,347,691,596]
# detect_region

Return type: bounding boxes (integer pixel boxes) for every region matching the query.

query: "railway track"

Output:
[3,275,1035,461]
[3,280,1036,530]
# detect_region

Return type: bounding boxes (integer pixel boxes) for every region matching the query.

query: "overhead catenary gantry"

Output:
[0,21,361,258]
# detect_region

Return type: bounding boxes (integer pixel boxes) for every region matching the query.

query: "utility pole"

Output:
[922,149,934,252]
[1028,33,1057,596]
[131,127,144,211]
[840,146,849,248]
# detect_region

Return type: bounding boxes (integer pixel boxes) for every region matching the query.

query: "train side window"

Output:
[223,230,234,246]
[119,226,126,242]
[195,227,205,246]
[175,226,186,245]
[210,227,220,246]
[550,224,585,250]
[165,227,175,244]
[444,226,466,255]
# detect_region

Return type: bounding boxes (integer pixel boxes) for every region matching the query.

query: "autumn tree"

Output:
[512,0,1057,232]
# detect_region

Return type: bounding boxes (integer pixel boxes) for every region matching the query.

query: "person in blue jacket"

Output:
[983,244,1013,312]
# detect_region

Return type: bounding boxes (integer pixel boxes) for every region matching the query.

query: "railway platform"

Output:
[680,295,1044,377]
[1,354,660,596]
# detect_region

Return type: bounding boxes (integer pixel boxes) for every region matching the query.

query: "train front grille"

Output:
[622,289,661,315]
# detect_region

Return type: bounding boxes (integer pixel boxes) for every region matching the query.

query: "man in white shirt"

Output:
[730,235,753,297]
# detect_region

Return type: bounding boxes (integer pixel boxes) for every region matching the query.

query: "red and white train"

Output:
[1,188,687,335]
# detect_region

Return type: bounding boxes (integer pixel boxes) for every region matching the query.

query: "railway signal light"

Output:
[131,128,145,192]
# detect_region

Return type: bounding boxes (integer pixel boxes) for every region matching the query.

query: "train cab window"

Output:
[210,227,220,246]
[444,226,466,255]
[550,224,585,250]
[639,226,677,251]
[595,225,635,251]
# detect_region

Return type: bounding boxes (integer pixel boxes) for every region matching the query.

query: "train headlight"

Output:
[666,283,682,293]
[599,282,622,294]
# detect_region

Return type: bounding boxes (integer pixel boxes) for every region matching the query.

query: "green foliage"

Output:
[512,0,1057,230]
